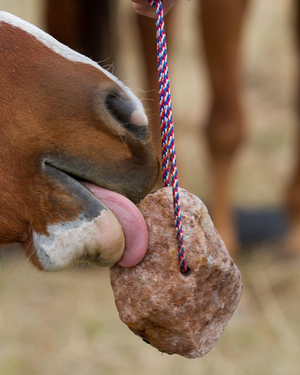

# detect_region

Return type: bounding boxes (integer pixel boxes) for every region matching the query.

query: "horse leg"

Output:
[200,0,249,257]
[285,0,300,254]
[45,0,116,62]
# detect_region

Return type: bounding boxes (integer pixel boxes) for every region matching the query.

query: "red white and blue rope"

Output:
[148,0,187,273]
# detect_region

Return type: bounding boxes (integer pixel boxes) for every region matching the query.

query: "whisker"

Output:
[103,63,115,74]
[133,88,158,95]
[122,73,142,84]
[147,114,159,121]
[96,54,113,65]
[139,98,155,102]
[107,93,132,107]
[9,239,34,277]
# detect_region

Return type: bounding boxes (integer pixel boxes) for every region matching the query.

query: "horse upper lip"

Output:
[44,161,101,194]
[43,161,136,207]
[43,147,157,203]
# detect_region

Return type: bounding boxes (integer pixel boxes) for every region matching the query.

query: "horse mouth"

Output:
[43,162,149,268]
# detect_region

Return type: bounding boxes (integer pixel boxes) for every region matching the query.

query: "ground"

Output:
[0,0,300,374]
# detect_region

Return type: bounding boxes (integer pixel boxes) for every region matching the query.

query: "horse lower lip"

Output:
[81,182,149,268]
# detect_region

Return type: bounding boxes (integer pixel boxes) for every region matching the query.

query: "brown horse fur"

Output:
[0,12,159,270]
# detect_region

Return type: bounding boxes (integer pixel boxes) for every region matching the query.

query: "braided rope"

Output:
[148,0,187,273]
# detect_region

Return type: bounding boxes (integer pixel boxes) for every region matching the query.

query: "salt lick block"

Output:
[110,187,242,359]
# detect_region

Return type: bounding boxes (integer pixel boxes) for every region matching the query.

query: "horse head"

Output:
[0,12,159,271]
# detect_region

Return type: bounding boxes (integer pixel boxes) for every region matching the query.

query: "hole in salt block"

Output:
[181,266,192,277]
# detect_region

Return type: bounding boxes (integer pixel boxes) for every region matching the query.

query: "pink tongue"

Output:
[82,182,148,267]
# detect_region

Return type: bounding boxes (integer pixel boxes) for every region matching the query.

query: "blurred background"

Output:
[0,0,300,374]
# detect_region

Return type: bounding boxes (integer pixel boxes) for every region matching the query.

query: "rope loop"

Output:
[147,0,187,273]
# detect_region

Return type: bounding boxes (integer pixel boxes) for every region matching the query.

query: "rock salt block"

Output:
[110,187,242,358]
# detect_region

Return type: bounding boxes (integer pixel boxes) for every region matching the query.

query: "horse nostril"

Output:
[105,90,148,140]
[105,91,133,124]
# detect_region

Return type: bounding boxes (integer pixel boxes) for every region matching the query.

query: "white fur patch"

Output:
[131,110,148,127]
[0,11,147,124]
[33,210,125,271]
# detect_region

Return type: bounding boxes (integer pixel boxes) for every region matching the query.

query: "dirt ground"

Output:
[0,1,300,374]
